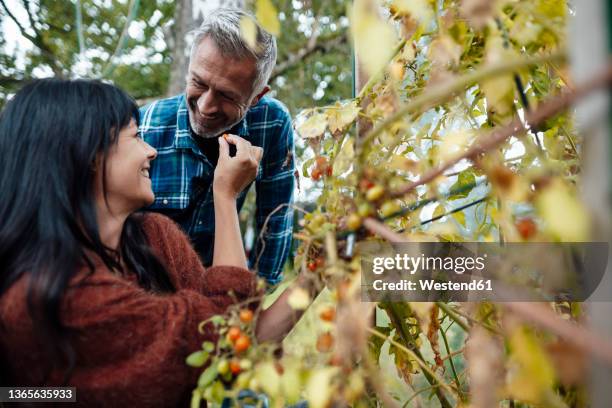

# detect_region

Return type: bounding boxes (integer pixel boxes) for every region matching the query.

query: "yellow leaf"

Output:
[507,326,556,403]
[452,211,466,227]
[240,16,257,50]
[350,0,398,77]
[432,203,446,220]
[428,35,462,67]
[388,155,417,172]
[327,101,360,133]
[333,138,354,175]
[481,33,515,118]
[255,362,281,396]
[391,0,433,26]
[287,287,310,310]
[255,0,281,37]
[536,179,590,241]
[439,130,473,161]
[296,113,327,139]
[305,367,339,408]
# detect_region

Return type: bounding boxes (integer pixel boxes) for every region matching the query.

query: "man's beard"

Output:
[188,108,244,139]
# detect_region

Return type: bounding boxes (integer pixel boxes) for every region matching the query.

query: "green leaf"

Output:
[302,157,315,178]
[186,351,209,367]
[190,389,202,408]
[201,341,215,353]
[432,204,445,220]
[210,315,226,326]
[449,169,476,200]
[197,364,219,388]
[452,211,466,227]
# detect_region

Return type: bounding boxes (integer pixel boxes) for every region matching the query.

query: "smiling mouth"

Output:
[140,168,150,178]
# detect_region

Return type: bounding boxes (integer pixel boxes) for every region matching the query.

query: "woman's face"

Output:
[96,119,157,215]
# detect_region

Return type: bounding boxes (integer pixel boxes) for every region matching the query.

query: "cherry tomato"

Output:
[516,218,537,239]
[239,309,254,324]
[227,326,241,343]
[230,359,242,375]
[319,307,336,322]
[316,332,334,352]
[234,334,251,353]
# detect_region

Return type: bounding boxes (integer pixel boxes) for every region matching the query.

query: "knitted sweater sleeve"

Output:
[54,214,259,403]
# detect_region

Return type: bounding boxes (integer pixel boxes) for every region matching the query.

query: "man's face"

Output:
[186,37,258,138]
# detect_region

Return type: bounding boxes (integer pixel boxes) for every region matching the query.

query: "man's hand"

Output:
[213,134,263,200]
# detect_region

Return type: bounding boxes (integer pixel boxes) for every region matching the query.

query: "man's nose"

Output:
[197,90,219,115]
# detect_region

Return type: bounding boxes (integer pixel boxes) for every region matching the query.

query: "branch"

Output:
[362,217,410,242]
[270,31,348,81]
[0,0,61,74]
[390,62,612,198]
[22,0,40,38]
[504,302,612,366]
[357,52,566,156]
[0,0,36,44]
[101,0,140,78]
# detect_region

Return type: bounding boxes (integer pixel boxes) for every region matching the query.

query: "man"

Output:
[139,8,295,285]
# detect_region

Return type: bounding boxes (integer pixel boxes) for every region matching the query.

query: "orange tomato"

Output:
[227,326,241,343]
[234,334,251,353]
[319,307,336,322]
[229,359,242,375]
[239,309,254,324]
[316,332,334,352]
[516,218,537,240]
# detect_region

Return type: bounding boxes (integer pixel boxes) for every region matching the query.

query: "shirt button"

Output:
[162,199,168,205]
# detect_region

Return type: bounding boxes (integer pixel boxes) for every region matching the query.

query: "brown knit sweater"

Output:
[0,213,259,407]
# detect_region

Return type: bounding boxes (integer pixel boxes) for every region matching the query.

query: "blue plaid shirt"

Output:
[139,94,295,285]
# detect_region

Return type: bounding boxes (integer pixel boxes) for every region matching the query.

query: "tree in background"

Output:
[0,0,351,114]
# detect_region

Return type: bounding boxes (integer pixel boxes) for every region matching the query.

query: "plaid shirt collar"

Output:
[173,96,250,154]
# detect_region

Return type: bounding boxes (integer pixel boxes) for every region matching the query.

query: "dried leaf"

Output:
[327,101,360,133]
[296,113,327,139]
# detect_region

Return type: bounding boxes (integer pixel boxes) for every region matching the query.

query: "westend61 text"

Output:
[372,279,493,291]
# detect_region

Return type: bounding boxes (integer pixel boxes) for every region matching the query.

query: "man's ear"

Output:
[250,86,271,107]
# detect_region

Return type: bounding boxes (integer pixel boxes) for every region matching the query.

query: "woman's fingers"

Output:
[218,135,230,158]
[223,134,262,164]
[251,146,263,163]
[223,134,251,160]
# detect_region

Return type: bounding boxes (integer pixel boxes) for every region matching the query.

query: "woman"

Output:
[0,79,312,406]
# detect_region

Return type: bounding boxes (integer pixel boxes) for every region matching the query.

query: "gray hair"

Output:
[189,8,277,96]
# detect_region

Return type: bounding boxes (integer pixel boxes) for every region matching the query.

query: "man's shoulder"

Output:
[139,94,185,128]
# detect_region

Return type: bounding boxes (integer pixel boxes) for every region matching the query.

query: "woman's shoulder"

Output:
[139,211,184,236]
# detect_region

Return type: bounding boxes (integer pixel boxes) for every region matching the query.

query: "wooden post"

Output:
[570,2,612,407]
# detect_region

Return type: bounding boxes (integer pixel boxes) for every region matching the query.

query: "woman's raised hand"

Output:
[213,134,263,200]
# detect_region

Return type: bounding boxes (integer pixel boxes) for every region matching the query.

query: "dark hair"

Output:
[0,78,175,383]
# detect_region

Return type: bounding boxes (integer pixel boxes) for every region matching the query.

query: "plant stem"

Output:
[375,304,456,408]
[436,302,470,332]
[440,324,464,401]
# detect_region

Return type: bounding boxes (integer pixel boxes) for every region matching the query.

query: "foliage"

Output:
[189,1,607,407]
[0,0,352,114]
